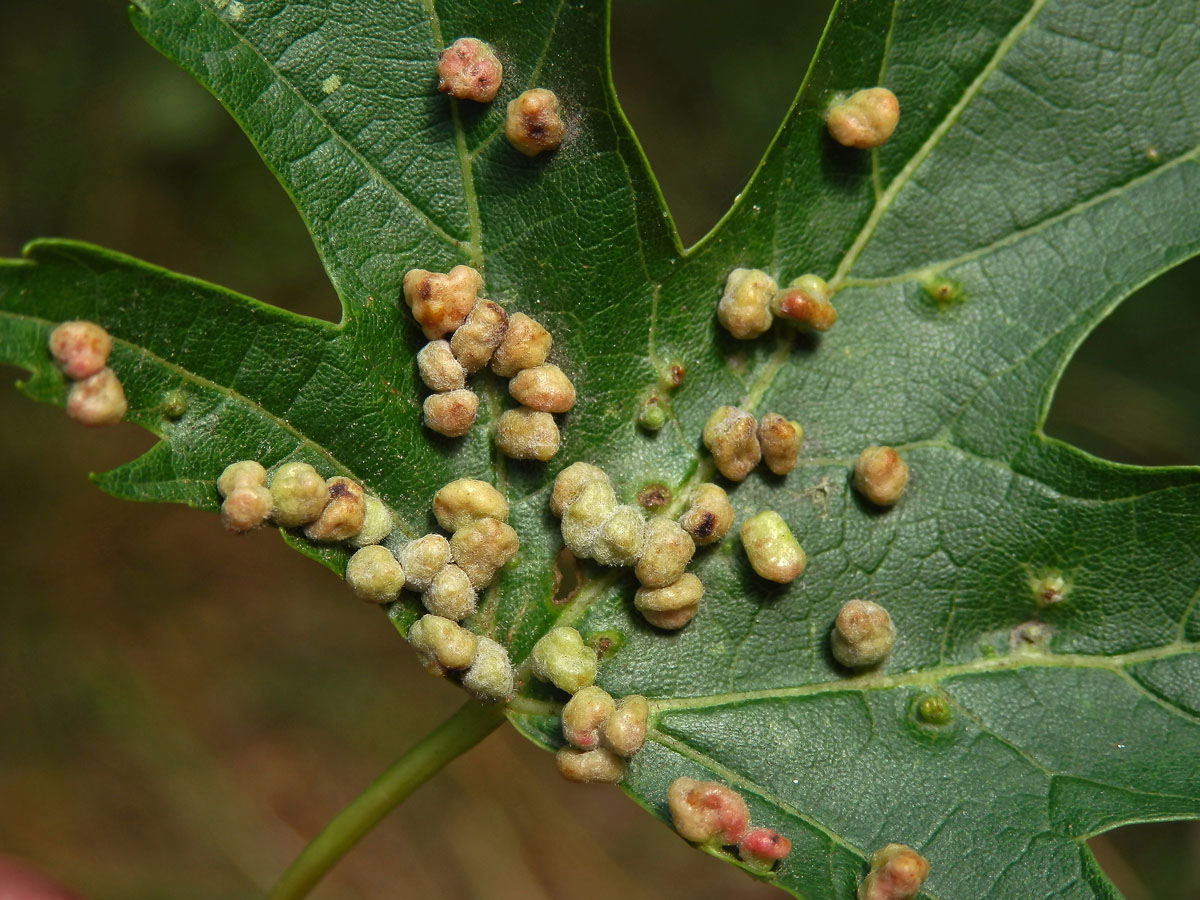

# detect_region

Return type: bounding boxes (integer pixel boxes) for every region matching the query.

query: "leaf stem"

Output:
[264,699,508,900]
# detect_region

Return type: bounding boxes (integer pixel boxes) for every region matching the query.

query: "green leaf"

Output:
[3,1,1199,898]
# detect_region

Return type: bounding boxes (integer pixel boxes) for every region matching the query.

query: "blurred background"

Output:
[1,1,1197,898]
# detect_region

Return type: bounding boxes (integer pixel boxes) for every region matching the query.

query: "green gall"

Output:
[679,483,734,546]
[217,460,267,499]
[505,88,565,156]
[437,37,503,103]
[495,406,560,461]
[561,685,615,749]
[417,340,466,392]
[344,545,405,603]
[461,636,514,702]
[915,693,952,726]
[667,777,749,845]
[858,843,929,900]
[1032,572,1068,607]
[550,462,612,517]
[49,320,112,380]
[530,626,597,694]
[634,517,695,588]
[561,479,618,559]
[602,694,648,758]
[422,563,477,621]
[269,462,328,528]
[160,390,188,419]
[702,405,761,482]
[717,268,776,340]
[638,395,667,431]
[827,87,900,149]
[634,573,703,630]
[555,747,626,783]
[402,265,482,340]
[450,517,519,588]
[920,275,964,307]
[423,388,479,438]
[757,413,803,475]
[592,505,646,568]
[66,367,127,426]
[433,478,509,532]
[854,445,908,506]
[220,485,273,533]
[409,614,478,675]
[348,495,394,548]
[740,511,806,584]
[831,599,895,668]
[450,299,508,373]
[400,534,453,591]
[509,363,576,413]
[491,312,552,377]
[303,476,366,542]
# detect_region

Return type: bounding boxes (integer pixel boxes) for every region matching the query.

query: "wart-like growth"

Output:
[433,479,509,532]
[679,483,734,546]
[403,265,483,339]
[505,88,565,156]
[831,599,895,668]
[491,312,552,377]
[530,626,597,694]
[854,445,908,506]
[437,37,503,103]
[718,268,777,339]
[858,843,930,900]
[555,746,626,783]
[409,614,478,675]
[268,462,327,527]
[667,777,749,846]
[827,87,900,149]
[703,406,761,482]
[67,368,128,427]
[635,573,703,630]
[772,274,837,332]
[451,300,509,373]
[740,511,806,584]
[423,388,479,438]
[304,476,366,542]
[495,407,560,461]
[49,320,112,380]
[757,413,802,475]
[344,545,405,603]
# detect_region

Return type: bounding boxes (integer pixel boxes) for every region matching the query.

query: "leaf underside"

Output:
[2,1,1199,898]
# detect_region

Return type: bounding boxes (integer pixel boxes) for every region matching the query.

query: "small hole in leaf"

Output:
[551,546,582,605]
[1045,255,1200,466]
[1089,822,1200,900]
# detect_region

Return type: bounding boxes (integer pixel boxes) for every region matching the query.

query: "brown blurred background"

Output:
[1,1,1197,898]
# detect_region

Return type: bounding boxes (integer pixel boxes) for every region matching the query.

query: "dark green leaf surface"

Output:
[2,1,1199,898]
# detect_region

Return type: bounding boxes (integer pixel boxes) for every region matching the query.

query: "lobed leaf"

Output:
[2,0,1199,898]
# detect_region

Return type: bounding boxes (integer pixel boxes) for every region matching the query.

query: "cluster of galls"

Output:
[528,626,648,783]
[436,37,565,157]
[703,406,803,480]
[398,479,520,702]
[404,265,573,460]
[215,460,390,544]
[551,463,736,630]
[48,321,128,426]
[718,270,837,340]
[667,778,792,872]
